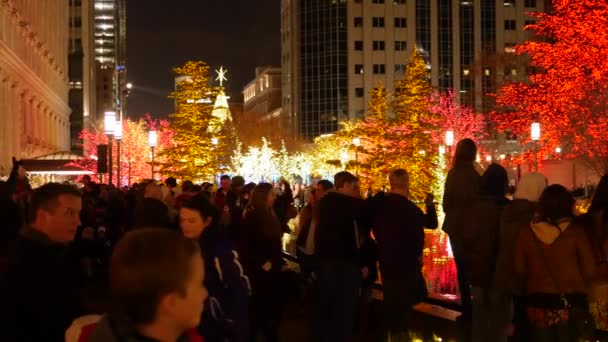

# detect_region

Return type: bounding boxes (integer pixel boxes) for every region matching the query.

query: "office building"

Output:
[281,0,550,140]
[93,0,127,123]
[69,0,97,153]
[243,67,282,120]
[0,0,71,173]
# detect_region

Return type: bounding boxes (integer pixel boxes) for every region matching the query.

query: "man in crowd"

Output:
[0,183,84,341]
[89,229,207,341]
[315,171,371,342]
[213,175,232,212]
[132,182,173,230]
[371,169,437,341]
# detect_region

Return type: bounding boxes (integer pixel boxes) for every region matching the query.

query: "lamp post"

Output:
[104,111,116,185]
[445,130,454,166]
[114,120,122,188]
[149,130,158,180]
[531,122,541,171]
[352,137,361,176]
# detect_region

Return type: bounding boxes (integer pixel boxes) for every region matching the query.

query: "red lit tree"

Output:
[429,90,487,146]
[492,0,608,169]
[73,116,175,185]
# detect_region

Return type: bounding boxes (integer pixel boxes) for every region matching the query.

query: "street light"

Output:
[104,111,116,185]
[126,82,133,90]
[531,122,541,171]
[148,130,158,180]
[114,120,122,187]
[445,130,455,166]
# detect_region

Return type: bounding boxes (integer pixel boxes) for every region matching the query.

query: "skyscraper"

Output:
[93,0,127,123]
[69,0,97,153]
[281,0,550,140]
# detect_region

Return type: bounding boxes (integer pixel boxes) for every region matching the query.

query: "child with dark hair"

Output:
[89,229,207,342]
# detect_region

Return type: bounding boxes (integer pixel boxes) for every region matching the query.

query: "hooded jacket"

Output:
[514,220,596,295]
[494,173,547,294]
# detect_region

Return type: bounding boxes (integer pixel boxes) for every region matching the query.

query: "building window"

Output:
[503,0,515,7]
[372,17,385,27]
[394,0,406,4]
[354,17,363,27]
[354,0,362,2]
[373,64,386,74]
[525,20,536,26]
[395,64,406,74]
[373,40,385,50]
[394,17,407,28]
[504,20,516,30]
[355,88,364,97]
[525,0,536,7]
[372,0,384,3]
[504,42,516,53]
[355,64,364,74]
[354,41,363,50]
[395,41,407,51]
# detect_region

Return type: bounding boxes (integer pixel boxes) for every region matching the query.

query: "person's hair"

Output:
[334,171,358,190]
[165,177,177,188]
[110,229,200,325]
[316,179,334,191]
[192,184,202,193]
[453,138,477,168]
[249,183,274,210]
[388,169,409,190]
[220,175,231,181]
[589,174,608,214]
[182,194,219,227]
[29,183,81,223]
[537,184,575,224]
[182,180,195,193]
[202,183,213,192]
[480,163,509,199]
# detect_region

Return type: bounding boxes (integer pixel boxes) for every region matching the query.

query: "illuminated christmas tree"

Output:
[391,49,441,201]
[159,61,235,181]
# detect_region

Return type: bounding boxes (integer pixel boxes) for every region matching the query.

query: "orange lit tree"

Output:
[492,0,608,171]
[74,116,174,185]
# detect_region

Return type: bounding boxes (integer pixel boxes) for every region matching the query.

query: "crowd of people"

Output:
[0,138,607,342]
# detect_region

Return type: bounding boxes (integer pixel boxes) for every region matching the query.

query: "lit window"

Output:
[484,69,491,76]
[511,69,517,76]
[504,43,516,53]
[463,69,470,76]
[355,64,364,74]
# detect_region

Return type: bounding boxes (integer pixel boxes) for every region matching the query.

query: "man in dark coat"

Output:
[0,183,85,341]
[371,169,437,340]
[315,171,372,342]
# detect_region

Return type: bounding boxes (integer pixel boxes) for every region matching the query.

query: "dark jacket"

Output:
[0,227,83,341]
[371,193,438,276]
[463,193,510,288]
[494,199,536,294]
[199,225,250,342]
[239,209,284,286]
[315,192,370,266]
[89,314,203,342]
[132,198,172,230]
[442,165,481,239]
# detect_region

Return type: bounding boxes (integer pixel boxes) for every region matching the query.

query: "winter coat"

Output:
[462,193,510,288]
[0,227,84,341]
[239,209,284,288]
[198,225,250,342]
[88,314,203,342]
[494,199,536,295]
[371,193,438,276]
[315,192,371,266]
[514,220,596,295]
[442,165,481,240]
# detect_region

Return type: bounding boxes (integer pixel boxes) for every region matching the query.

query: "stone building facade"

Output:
[0,0,70,175]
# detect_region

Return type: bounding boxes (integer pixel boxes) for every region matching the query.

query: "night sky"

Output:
[126,0,281,118]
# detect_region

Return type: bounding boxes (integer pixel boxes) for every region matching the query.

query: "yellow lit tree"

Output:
[159,61,234,181]
[391,49,441,200]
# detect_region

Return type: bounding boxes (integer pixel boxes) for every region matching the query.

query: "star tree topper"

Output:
[215,66,228,87]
